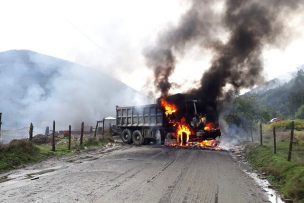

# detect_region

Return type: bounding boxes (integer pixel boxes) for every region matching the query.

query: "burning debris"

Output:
[116,94,221,149]
[159,96,221,149]
[160,98,177,116]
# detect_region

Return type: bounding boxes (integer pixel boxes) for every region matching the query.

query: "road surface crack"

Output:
[147,159,175,183]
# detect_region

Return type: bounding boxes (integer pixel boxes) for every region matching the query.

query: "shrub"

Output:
[31,134,50,144]
[0,140,40,171]
[85,137,99,146]
[271,119,304,130]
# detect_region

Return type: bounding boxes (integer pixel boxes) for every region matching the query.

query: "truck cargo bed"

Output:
[116,104,164,128]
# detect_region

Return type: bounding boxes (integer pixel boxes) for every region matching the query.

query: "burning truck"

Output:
[116,94,221,148]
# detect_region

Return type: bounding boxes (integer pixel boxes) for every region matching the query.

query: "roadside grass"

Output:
[269,119,304,131]
[247,121,304,202]
[0,140,44,172]
[262,124,304,165]
[247,144,304,202]
[37,137,109,156]
[0,136,110,172]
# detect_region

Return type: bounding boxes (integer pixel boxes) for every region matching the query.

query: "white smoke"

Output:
[0,50,151,134]
[218,114,258,150]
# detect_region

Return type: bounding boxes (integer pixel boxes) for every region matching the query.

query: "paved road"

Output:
[0,144,269,203]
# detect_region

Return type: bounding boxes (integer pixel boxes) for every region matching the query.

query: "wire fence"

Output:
[0,127,33,144]
[0,116,113,149]
[257,121,304,164]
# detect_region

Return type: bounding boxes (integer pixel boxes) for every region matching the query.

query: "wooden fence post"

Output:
[68,125,71,150]
[102,118,105,136]
[287,121,294,161]
[250,124,254,142]
[29,123,33,141]
[52,120,56,151]
[94,121,98,138]
[109,123,112,135]
[45,126,49,136]
[80,122,84,145]
[273,126,276,154]
[0,113,2,136]
[260,122,263,145]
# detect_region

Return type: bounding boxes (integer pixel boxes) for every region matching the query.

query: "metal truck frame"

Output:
[116,104,166,145]
[116,97,221,146]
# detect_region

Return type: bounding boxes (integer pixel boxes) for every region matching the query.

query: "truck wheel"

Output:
[153,129,162,145]
[159,129,166,144]
[121,129,132,144]
[132,130,144,145]
[166,132,174,139]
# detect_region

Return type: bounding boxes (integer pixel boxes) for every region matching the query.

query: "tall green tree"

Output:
[289,70,304,115]
[295,104,304,119]
[224,96,260,128]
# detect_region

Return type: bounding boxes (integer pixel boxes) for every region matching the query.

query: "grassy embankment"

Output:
[0,136,110,172]
[246,119,304,202]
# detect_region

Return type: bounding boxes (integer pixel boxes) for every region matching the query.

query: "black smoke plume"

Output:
[144,0,221,97]
[145,0,304,121]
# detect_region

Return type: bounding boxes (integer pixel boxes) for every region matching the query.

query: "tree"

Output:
[224,96,260,128]
[260,110,272,123]
[295,104,304,119]
[289,70,304,115]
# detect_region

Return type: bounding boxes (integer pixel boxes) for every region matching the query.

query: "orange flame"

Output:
[204,122,214,131]
[176,118,192,146]
[160,98,177,116]
[199,139,217,148]
[160,98,220,149]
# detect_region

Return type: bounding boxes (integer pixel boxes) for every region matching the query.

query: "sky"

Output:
[1,0,304,95]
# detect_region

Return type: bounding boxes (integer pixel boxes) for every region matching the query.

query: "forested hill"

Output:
[246,68,304,118]
[223,68,304,128]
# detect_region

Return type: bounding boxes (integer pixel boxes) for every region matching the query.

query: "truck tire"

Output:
[121,129,132,144]
[181,132,187,145]
[132,130,144,145]
[159,129,166,144]
[166,132,174,139]
[153,129,162,145]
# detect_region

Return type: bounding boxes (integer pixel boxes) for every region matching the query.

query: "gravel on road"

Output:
[0,144,269,203]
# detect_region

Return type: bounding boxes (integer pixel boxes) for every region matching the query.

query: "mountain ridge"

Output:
[0,49,146,129]
[244,67,304,117]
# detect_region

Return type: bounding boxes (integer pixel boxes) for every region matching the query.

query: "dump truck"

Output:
[116,104,166,145]
[116,95,221,146]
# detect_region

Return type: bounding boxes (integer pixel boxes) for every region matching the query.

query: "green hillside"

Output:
[222,69,304,129]
[248,69,304,118]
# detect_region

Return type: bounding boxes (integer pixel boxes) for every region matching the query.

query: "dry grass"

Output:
[0,140,42,171]
[0,134,111,172]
